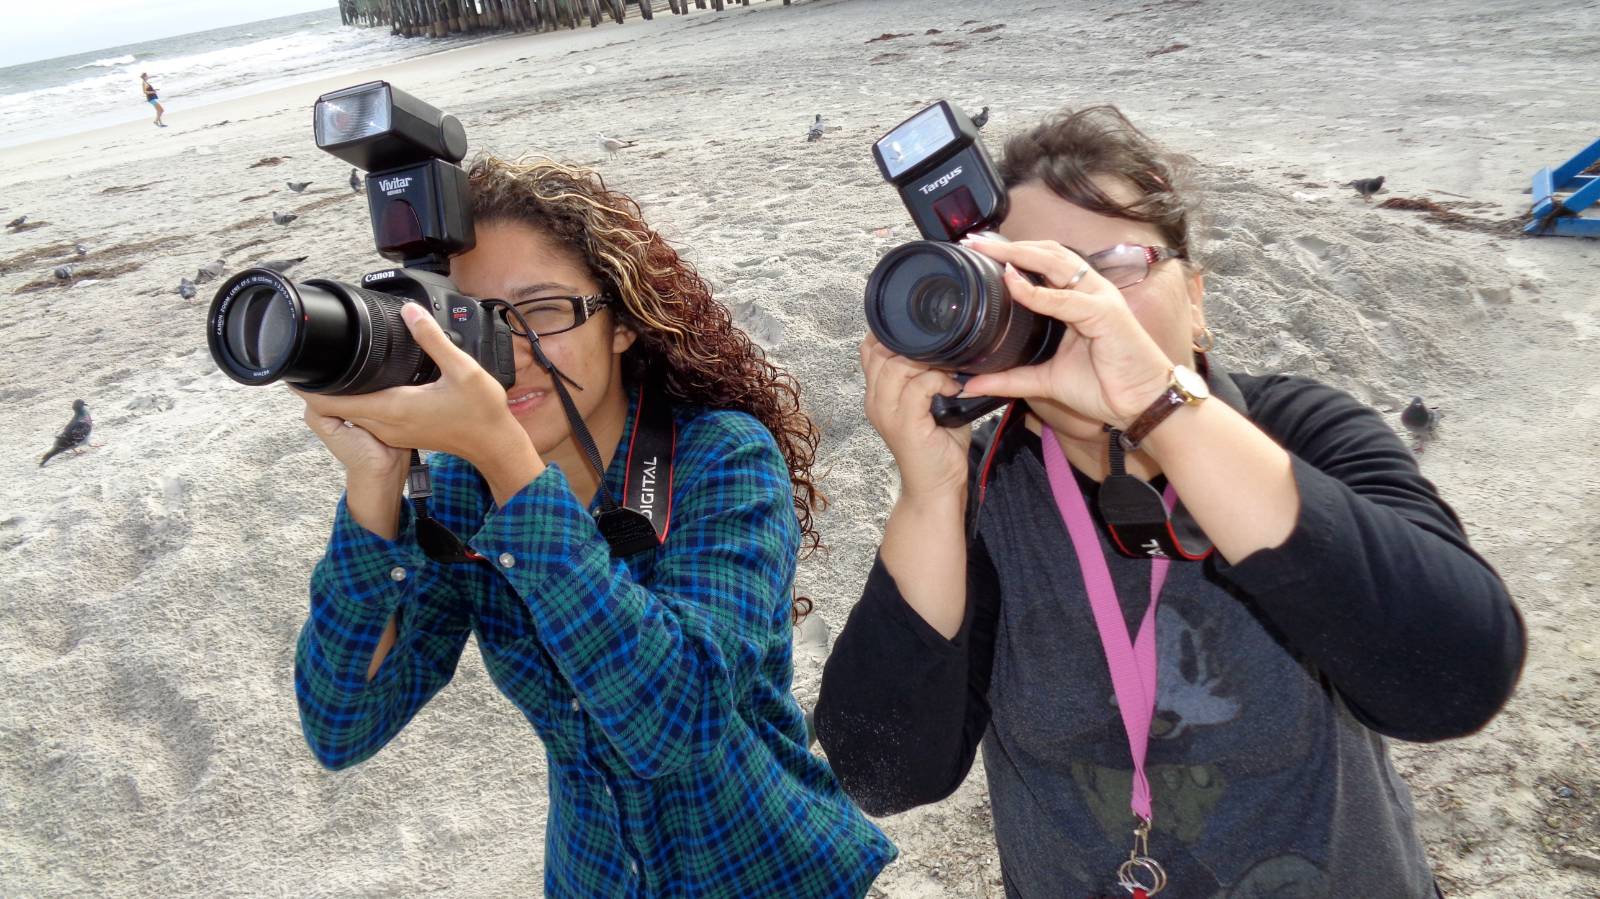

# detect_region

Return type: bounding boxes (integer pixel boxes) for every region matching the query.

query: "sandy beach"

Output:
[2,0,1597,895]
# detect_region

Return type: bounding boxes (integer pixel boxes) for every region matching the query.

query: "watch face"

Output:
[1173,364,1210,400]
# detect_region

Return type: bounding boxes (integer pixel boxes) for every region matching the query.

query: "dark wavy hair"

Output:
[998,105,1199,263]
[466,155,826,558]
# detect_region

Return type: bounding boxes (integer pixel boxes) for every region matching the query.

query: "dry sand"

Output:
[2,0,1597,895]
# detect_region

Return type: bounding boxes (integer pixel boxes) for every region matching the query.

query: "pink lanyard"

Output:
[1042,426,1169,819]
[1043,427,1175,896]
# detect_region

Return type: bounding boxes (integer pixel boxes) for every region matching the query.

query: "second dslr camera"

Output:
[864,100,1065,426]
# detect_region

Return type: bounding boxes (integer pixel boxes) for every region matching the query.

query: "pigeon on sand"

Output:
[1401,396,1440,436]
[272,211,298,225]
[286,181,312,193]
[806,114,824,142]
[259,256,308,274]
[1345,175,1385,202]
[40,400,93,467]
[349,168,364,192]
[196,260,226,284]
[971,105,991,129]
[177,277,197,299]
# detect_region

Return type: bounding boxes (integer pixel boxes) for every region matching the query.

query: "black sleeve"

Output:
[1216,374,1526,742]
[815,537,1001,817]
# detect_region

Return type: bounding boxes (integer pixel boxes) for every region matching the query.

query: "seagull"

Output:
[596,132,635,158]
[272,211,298,225]
[286,180,312,193]
[1345,175,1385,202]
[53,265,75,281]
[5,215,25,230]
[259,256,308,274]
[806,113,824,142]
[971,105,991,130]
[40,400,93,467]
[349,168,363,192]
[195,259,226,284]
[73,242,88,256]
[177,277,197,299]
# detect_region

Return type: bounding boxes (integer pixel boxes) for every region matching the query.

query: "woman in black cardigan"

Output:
[817,106,1523,898]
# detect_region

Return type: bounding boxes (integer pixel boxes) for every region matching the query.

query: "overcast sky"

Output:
[2,0,337,68]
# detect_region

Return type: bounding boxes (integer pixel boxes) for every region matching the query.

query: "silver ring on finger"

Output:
[1062,262,1092,289]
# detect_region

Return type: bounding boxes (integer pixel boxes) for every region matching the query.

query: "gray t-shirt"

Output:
[976,440,1435,897]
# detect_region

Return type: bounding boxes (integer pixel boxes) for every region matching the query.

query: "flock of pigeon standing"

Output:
[14,107,1418,469]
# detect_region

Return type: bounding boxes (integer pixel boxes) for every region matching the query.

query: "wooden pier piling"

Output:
[339,0,790,34]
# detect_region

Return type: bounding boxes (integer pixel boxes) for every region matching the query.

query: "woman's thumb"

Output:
[400,302,464,371]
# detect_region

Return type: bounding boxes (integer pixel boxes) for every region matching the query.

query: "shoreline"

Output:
[0,10,683,187]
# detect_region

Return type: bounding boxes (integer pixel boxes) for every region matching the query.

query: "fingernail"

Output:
[1004,262,1020,278]
[401,303,424,323]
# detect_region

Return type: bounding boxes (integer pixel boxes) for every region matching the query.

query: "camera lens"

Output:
[864,240,1063,373]
[908,274,965,334]
[207,269,431,394]
[224,284,296,370]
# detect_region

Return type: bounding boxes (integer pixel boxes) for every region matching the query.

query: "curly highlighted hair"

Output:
[466,155,825,556]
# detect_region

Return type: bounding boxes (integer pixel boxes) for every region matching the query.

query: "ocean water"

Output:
[0,9,480,149]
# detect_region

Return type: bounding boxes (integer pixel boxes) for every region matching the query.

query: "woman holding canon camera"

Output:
[816,107,1523,897]
[291,156,893,897]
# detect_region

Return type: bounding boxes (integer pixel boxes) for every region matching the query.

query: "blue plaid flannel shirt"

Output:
[294,393,895,897]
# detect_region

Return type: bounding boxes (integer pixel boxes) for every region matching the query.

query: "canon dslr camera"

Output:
[864,100,1065,426]
[207,81,514,395]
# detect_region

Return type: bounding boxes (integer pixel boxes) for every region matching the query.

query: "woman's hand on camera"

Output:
[861,334,971,500]
[956,238,1175,429]
[295,303,536,478]
[301,401,410,490]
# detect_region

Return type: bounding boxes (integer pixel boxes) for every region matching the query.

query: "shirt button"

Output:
[570,698,581,712]
[388,566,406,582]
[498,552,516,569]
[628,860,638,876]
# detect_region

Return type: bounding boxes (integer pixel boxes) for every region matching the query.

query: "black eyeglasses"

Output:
[1082,244,1186,289]
[505,294,613,337]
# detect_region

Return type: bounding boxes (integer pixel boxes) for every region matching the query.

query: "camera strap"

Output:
[969,402,1211,561]
[1099,428,1213,562]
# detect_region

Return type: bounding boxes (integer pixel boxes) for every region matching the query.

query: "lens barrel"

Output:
[207,269,434,395]
[864,241,1062,373]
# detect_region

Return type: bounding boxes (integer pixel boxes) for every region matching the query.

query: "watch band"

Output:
[1119,366,1207,452]
[1119,387,1189,452]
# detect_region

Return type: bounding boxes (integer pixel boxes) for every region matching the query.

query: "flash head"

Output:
[315,81,468,172]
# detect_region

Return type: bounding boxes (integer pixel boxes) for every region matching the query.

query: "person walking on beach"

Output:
[140,73,166,127]
[817,106,1524,897]
[291,156,895,897]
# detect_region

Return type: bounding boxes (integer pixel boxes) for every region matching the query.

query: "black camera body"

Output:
[207,81,516,395]
[864,101,1064,426]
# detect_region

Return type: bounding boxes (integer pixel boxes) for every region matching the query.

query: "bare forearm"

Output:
[880,488,969,639]
[471,431,546,508]
[1140,399,1299,564]
[346,475,405,541]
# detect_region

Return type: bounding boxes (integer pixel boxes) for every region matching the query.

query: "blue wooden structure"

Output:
[1525,138,1600,237]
